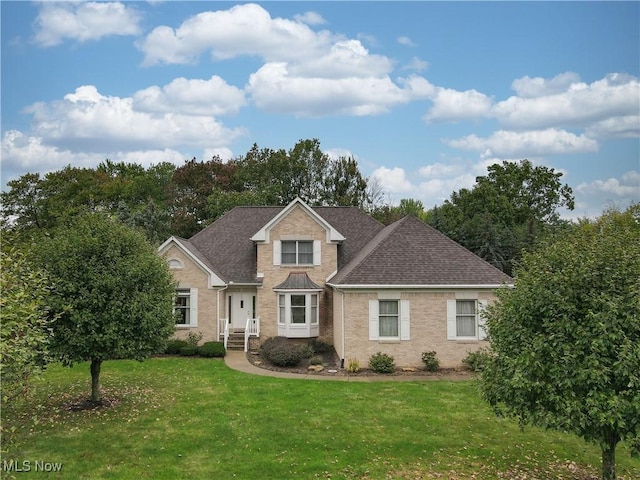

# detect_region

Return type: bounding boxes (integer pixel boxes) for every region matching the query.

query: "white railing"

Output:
[222,319,230,350]
[244,317,260,352]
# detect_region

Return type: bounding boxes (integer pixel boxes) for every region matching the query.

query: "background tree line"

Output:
[3,138,575,275]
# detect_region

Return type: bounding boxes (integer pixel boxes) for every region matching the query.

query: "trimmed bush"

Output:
[462,348,492,372]
[179,346,199,357]
[308,355,324,366]
[369,352,395,374]
[186,331,203,347]
[261,337,304,367]
[421,351,440,372]
[198,341,226,358]
[165,339,189,355]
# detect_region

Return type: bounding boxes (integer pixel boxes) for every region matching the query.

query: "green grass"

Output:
[2,358,639,479]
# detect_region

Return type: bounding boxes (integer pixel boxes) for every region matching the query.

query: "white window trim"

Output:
[273,240,321,266]
[277,292,319,326]
[175,288,198,328]
[447,299,487,341]
[168,258,184,269]
[369,299,410,341]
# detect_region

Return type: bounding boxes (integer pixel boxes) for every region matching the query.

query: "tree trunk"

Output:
[90,358,102,403]
[601,432,618,480]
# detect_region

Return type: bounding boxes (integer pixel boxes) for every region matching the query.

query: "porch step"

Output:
[226,332,245,351]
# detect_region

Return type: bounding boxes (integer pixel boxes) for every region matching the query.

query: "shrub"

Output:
[309,355,324,366]
[299,344,315,359]
[421,351,440,372]
[180,346,199,356]
[346,359,361,373]
[310,338,333,354]
[165,339,189,355]
[261,337,304,367]
[198,341,226,358]
[462,348,492,372]
[186,331,203,347]
[369,352,395,374]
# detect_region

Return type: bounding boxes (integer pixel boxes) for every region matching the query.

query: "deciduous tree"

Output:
[480,205,640,480]
[34,214,176,403]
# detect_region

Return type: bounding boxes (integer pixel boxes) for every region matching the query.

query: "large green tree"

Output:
[34,214,177,403]
[480,205,640,480]
[0,244,54,404]
[429,160,575,274]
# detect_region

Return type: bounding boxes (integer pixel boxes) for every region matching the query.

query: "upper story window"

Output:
[282,240,313,265]
[273,240,321,266]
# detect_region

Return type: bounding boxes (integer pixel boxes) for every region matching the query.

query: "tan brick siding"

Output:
[161,245,220,343]
[255,205,338,341]
[337,289,497,368]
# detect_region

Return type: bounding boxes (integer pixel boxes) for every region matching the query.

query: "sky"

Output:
[1,1,639,219]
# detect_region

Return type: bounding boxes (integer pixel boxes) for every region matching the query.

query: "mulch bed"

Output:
[246,349,473,379]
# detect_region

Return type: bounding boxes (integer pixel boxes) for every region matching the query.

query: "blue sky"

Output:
[2,1,639,218]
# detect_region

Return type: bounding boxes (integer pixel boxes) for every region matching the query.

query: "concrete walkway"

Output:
[224,350,470,382]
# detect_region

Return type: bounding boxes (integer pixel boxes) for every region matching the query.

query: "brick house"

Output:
[158,198,512,368]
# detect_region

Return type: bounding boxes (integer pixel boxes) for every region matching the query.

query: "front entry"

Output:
[228,292,255,330]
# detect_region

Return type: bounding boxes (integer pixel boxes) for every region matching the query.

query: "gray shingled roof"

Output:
[328,215,513,286]
[180,205,512,287]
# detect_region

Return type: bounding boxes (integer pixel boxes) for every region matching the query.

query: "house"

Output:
[158,198,512,368]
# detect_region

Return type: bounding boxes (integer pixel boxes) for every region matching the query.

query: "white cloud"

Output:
[511,72,581,98]
[493,73,640,130]
[424,87,492,122]
[585,115,640,140]
[247,64,430,117]
[325,148,356,161]
[397,36,416,47]
[402,56,429,72]
[446,129,599,158]
[33,2,141,47]
[24,85,245,152]
[293,11,326,26]
[371,166,415,197]
[132,76,246,116]
[1,130,188,182]
[139,3,333,65]
[577,171,640,198]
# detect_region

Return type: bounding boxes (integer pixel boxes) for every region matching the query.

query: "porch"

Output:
[220,317,260,352]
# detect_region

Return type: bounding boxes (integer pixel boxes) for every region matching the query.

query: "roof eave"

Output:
[327,283,514,289]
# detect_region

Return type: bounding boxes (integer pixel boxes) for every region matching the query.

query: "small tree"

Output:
[35,213,176,403]
[0,246,54,404]
[480,205,640,480]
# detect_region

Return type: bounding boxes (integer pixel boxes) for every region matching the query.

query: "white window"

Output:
[175,288,198,327]
[278,293,319,325]
[273,240,321,266]
[369,299,410,341]
[447,299,487,340]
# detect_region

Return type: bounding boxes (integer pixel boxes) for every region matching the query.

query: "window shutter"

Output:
[369,300,379,340]
[477,300,488,340]
[190,288,198,326]
[400,300,410,340]
[446,299,456,340]
[313,240,321,265]
[273,240,281,266]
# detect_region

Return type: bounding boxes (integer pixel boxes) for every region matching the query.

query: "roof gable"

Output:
[158,236,226,287]
[329,215,513,287]
[251,198,345,243]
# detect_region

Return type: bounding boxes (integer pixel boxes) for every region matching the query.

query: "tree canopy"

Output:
[1,139,374,241]
[33,213,177,402]
[0,244,54,404]
[480,205,640,480]
[426,160,575,275]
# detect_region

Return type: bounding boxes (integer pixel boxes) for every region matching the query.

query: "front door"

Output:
[228,293,255,331]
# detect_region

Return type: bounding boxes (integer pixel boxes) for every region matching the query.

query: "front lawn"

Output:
[2,358,638,479]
